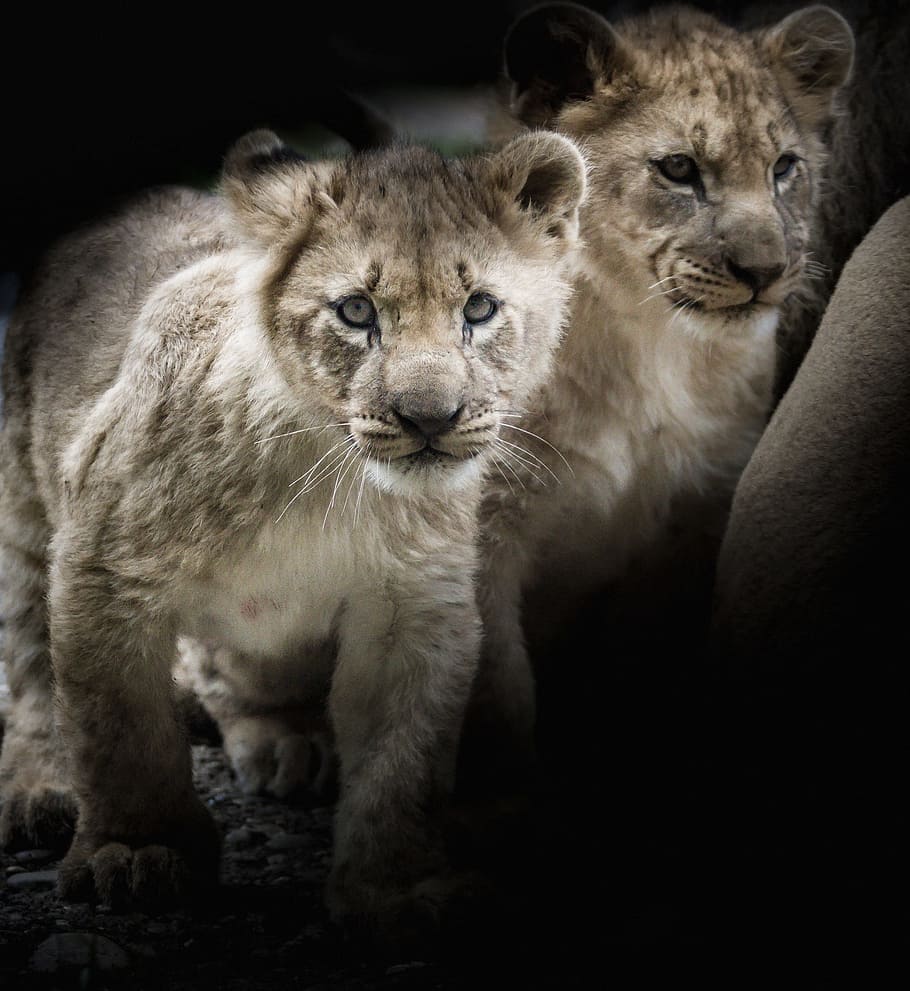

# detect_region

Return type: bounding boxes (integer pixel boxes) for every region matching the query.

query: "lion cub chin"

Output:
[0,127,586,935]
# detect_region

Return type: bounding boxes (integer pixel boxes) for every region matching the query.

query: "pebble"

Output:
[30,932,130,973]
[265,832,312,852]
[224,826,267,849]
[6,869,58,890]
[13,848,56,866]
[386,961,429,976]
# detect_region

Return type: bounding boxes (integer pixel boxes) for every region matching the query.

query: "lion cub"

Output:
[468,3,855,773]
[0,128,585,929]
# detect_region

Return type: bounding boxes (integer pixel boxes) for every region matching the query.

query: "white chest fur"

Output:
[179,518,363,660]
[515,297,778,586]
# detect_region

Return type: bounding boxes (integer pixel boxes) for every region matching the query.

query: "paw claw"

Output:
[57,804,219,909]
[91,842,134,908]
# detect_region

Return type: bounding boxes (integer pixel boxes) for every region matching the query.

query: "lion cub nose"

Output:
[394,404,465,440]
[725,257,786,294]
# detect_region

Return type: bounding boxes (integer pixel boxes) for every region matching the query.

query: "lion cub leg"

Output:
[326,579,480,939]
[176,636,334,801]
[0,444,77,851]
[50,540,219,907]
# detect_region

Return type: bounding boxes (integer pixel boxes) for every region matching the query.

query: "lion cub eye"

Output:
[336,295,376,329]
[773,154,797,180]
[656,154,699,184]
[463,292,499,325]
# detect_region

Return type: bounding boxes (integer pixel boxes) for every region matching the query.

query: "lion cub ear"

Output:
[486,130,587,243]
[220,129,333,245]
[504,2,630,126]
[760,5,855,128]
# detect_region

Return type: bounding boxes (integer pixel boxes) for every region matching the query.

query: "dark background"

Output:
[0,0,817,276]
[1,0,907,971]
[0,1,520,275]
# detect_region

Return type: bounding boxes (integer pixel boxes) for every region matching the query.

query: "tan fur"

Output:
[467,3,854,774]
[0,129,585,930]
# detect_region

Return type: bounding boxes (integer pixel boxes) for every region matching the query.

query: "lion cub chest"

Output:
[180,523,363,659]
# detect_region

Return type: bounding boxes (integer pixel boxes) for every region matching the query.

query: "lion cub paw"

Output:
[0,784,78,852]
[222,716,334,801]
[58,802,220,909]
[0,739,78,852]
[328,871,493,951]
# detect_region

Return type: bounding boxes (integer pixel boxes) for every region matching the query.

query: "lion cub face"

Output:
[505,3,854,337]
[222,131,586,495]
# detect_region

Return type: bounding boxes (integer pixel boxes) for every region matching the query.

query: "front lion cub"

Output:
[0,128,585,931]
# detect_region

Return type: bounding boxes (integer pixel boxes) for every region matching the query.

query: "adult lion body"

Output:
[0,129,586,931]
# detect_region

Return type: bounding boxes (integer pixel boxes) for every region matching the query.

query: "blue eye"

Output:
[463,292,499,325]
[336,295,376,329]
[773,154,797,180]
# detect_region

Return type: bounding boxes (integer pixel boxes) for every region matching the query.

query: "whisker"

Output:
[276,439,358,522]
[638,285,680,306]
[354,459,369,524]
[493,439,546,487]
[296,447,356,495]
[323,445,361,531]
[500,423,574,476]
[667,294,704,331]
[339,450,366,523]
[497,437,561,484]
[256,422,351,446]
[488,449,520,494]
[290,437,355,489]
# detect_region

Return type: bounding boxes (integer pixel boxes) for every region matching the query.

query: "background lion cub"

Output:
[466,2,855,778]
[0,128,585,932]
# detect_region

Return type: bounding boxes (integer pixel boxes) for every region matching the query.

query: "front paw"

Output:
[0,783,78,853]
[223,716,335,801]
[58,800,220,909]
[327,869,490,950]
[0,737,78,852]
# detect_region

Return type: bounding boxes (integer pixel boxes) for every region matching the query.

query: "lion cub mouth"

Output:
[670,293,777,320]
[403,446,462,464]
[352,409,499,467]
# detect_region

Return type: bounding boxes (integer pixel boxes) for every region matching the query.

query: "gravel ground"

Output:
[0,638,728,990]
[0,731,687,991]
[3,607,903,987]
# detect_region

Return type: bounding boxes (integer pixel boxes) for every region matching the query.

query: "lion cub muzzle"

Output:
[352,348,500,470]
[664,201,797,312]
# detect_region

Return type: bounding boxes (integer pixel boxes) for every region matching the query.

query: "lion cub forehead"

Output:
[304,210,513,305]
[311,251,489,309]
[597,11,801,167]
[634,94,797,173]
[333,146,491,227]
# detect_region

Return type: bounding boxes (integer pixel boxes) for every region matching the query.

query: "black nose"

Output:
[394,405,464,440]
[726,258,786,294]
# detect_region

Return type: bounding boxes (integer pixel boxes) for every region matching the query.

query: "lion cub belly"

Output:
[180,525,357,660]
